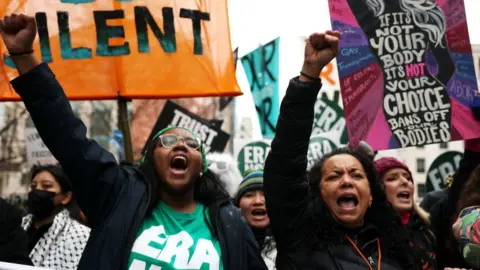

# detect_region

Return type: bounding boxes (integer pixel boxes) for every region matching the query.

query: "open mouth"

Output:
[170,155,188,172]
[251,209,267,217]
[337,195,359,209]
[397,192,410,200]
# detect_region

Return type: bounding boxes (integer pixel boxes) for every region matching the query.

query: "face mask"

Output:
[28,190,57,220]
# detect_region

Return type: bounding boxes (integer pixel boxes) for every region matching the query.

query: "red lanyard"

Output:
[345,235,382,270]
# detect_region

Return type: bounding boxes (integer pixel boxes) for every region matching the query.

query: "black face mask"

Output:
[27,190,57,220]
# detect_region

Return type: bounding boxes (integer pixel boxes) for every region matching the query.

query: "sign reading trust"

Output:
[0,0,240,100]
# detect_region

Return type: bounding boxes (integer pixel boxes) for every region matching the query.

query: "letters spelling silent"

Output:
[4,6,210,67]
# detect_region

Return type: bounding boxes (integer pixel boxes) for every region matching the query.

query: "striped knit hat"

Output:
[235,169,264,206]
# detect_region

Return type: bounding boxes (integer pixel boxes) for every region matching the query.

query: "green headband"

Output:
[142,126,208,173]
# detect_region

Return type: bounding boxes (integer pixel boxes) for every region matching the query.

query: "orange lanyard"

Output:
[345,235,382,270]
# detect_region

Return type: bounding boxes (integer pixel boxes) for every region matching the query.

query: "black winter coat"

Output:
[405,214,437,270]
[264,78,405,270]
[11,63,267,270]
[0,197,33,266]
[420,190,448,213]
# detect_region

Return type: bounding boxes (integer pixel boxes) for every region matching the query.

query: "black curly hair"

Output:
[304,148,422,270]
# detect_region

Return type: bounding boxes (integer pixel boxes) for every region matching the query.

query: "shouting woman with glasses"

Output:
[0,14,267,270]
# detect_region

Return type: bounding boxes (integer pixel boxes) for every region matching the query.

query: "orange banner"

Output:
[0,0,241,101]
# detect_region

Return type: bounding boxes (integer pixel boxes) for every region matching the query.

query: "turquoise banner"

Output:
[241,38,280,138]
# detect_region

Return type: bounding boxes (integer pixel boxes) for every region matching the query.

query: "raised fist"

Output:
[302,30,341,79]
[0,14,37,54]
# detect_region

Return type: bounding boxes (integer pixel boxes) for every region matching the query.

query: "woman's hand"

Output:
[300,30,341,82]
[0,14,37,54]
[0,14,40,74]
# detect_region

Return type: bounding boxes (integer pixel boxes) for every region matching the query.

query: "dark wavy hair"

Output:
[305,148,422,270]
[447,164,480,264]
[140,138,230,236]
[430,156,477,268]
[30,164,85,225]
[456,164,480,213]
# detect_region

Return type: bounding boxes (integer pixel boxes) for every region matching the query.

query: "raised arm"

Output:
[0,14,123,227]
[264,31,340,248]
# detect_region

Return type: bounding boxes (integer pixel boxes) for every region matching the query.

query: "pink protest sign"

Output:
[329,0,480,150]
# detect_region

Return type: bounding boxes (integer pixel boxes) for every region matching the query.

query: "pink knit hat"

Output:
[374,157,413,182]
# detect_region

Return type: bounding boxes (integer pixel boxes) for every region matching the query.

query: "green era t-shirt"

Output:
[127,202,224,270]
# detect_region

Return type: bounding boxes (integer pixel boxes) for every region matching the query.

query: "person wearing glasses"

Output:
[0,14,267,270]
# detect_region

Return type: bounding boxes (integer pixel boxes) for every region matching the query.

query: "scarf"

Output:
[22,209,91,269]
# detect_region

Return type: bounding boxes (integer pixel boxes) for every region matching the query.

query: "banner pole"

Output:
[118,97,134,162]
[229,98,236,154]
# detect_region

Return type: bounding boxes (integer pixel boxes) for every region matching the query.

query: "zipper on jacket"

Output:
[214,200,230,269]
[119,167,152,270]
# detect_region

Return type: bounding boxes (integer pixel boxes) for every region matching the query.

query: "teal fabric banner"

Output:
[241,38,280,138]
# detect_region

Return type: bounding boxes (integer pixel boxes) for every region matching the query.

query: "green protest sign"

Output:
[236,140,271,176]
[313,98,348,145]
[426,151,463,192]
[307,135,339,169]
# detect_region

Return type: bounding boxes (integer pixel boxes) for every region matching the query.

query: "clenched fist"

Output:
[301,30,341,81]
[0,14,37,54]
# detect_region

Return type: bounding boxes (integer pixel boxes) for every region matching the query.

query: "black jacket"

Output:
[0,197,33,266]
[420,189,448,213]
[11,63,267,270]
[405,214,437,270]
[264,78,404,270]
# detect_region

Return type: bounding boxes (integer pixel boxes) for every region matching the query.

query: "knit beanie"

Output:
[374,157,413,182]
[235,169,264,206]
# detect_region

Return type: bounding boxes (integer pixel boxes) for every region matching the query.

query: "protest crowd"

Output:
[1,1,480,270]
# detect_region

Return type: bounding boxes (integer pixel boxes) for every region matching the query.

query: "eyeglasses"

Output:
[207,160,230,172]
[158,134,201,150]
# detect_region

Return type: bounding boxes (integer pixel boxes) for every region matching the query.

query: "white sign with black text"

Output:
[25,127,57,167]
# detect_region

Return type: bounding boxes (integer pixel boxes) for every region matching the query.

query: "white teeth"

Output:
[174,156,187,161]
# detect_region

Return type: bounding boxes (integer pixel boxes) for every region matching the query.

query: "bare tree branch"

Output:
[0,108,27,137]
